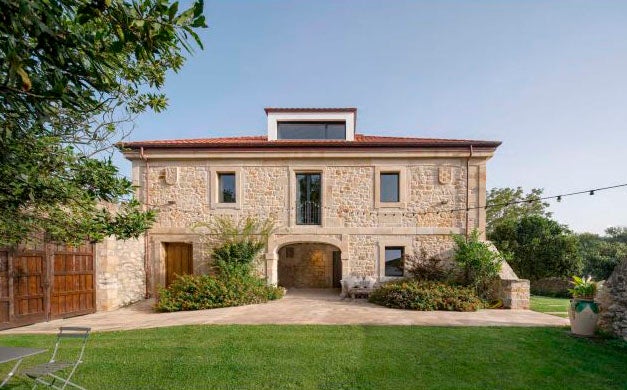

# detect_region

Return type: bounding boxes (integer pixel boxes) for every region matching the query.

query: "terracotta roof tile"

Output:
[118,134,501,150]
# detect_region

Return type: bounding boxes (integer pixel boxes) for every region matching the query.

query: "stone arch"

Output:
[265,234,348,285]
[269,234,347,258]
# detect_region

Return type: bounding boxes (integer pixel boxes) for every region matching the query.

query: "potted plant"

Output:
[568,276,599,336]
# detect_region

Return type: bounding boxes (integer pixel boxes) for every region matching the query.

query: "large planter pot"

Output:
[569,298,599,336]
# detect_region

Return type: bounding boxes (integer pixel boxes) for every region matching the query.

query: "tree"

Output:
[489,215,582,280]
[0,0,206,246]
[605,226,627,244]
[452,229,503,299]
[578,231,627,280]
[486,187,551,237]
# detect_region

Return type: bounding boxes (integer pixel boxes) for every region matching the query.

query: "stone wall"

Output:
[497,279,530,310]
[95,236,145,311]
[133,157,494,298]
[530,277,571,298]
[597,259,627,341]
[278,244,336,288]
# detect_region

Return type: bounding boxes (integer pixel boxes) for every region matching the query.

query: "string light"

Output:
[146,182,627,218]
[416,182,627,216]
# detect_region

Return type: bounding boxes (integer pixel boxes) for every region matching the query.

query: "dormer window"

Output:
[277,121,346,140]
[265,108,356,141]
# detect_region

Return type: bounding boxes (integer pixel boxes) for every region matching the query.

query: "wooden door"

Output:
[50,243,95,319]
[0,250,10,327]
[332,251,342,288]
[165,243,193,287]
[12,251,47,324]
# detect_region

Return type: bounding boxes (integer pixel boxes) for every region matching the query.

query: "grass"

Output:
[1,325,625,389]
[530,295,570,318]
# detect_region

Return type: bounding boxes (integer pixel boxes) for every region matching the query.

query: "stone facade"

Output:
[95,236,145,311]
[118,109,526,308]
[597,259,627,340]
[132,156,496,293]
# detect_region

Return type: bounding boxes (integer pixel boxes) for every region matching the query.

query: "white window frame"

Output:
[268,112,355,141]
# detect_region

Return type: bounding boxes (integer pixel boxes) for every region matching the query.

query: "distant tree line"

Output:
[486,187,626,281]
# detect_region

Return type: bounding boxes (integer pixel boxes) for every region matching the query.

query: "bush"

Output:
[369,280,483,312]
[194,216,274,278]
[530,277,571,298]
[156,274,285,312]
[157,215,282,313]
[405,249,448,282]
[212,241,263,278]
[453,230,502,299]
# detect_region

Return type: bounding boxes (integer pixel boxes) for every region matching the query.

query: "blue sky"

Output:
[116,0,627,234]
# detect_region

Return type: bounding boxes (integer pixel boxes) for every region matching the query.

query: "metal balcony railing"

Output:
[297,201,321,225]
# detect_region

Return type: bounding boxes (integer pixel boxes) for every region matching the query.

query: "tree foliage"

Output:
[578,229,627,280]
[486,187,551,237]
[489,215,582,280]
[452,229,503,299]
[604,226,627,244]
[0,0,206,246]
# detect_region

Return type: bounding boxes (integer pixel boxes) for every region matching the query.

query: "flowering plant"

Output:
[568,276,597,299]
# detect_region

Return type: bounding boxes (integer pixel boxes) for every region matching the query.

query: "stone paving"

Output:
[0,289,568,334]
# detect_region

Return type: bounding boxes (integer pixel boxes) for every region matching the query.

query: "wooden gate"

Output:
[165,243,193,287]
[0,250,10,329]
[51,243,95,319]
[13,247,47,326]
[0,241,95,331]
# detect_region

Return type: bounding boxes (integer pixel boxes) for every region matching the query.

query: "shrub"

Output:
[156,274,285,312]
[530,277,571,298]
[194,215,275,277]
[369,280,483,312]
[405,249,448,282]
[453,230,502,299]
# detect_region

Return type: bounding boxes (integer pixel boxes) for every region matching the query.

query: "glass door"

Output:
[296,173,321,225]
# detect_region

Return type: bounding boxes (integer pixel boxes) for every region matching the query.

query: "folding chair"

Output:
[22,327,91,390]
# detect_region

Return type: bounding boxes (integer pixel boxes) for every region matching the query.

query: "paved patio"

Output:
[1,289,568,334]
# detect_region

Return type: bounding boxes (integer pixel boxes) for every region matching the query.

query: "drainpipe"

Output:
[140,147,151,298]
[465,145,474,237]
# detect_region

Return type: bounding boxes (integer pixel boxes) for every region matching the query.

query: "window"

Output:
[296,173,321,225]
[278,122,346,140]
[218,173,236,203]
[384,247,404,277]
[380,172,400,202]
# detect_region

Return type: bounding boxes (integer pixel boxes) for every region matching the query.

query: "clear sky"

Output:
[115,0,627,234]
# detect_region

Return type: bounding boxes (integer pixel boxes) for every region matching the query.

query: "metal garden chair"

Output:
[22,327,91,390]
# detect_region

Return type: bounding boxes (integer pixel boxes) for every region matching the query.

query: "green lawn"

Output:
[530,295,570,318]
[1,325,625,389]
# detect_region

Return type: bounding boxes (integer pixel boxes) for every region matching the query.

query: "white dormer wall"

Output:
[267,111,356,141]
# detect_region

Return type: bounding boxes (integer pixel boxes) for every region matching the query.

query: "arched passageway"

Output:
[278,243,341,288]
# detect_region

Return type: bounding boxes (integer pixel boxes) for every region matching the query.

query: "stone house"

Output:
[118,107,529,307]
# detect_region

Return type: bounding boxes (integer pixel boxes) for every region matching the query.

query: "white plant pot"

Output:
[569,299,599,336]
